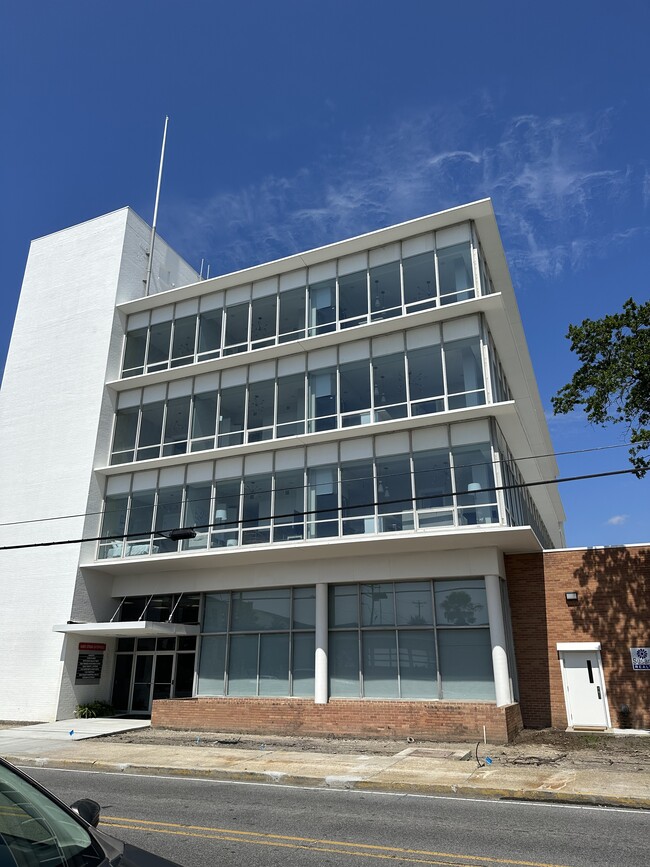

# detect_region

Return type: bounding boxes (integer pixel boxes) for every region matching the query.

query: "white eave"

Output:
[53,621,200,638]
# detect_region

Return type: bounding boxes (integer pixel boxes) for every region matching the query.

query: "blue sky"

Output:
[1,1,648,547]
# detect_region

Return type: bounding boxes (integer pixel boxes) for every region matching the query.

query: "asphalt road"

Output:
[24,766,650,867]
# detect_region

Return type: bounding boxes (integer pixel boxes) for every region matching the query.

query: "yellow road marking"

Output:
[102,815,575,867]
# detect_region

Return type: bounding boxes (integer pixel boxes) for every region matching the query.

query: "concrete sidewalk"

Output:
[4,729,649,810]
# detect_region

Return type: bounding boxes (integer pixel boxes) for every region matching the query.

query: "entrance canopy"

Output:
[53,621,200,638]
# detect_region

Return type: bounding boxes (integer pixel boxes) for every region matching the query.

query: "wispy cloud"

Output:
[165,105,648,281]
[607,514,629,526]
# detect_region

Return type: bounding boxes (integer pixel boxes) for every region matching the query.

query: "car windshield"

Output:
[0,761,100,866]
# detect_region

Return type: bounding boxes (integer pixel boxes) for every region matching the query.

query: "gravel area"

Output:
[98,725,650,771]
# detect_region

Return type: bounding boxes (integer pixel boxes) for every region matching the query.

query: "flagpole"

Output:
[144,115,169,297]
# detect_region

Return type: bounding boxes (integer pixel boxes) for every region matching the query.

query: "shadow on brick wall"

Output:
[570,547,650,729]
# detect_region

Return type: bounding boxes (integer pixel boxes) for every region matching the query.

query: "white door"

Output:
[560,649,609,729]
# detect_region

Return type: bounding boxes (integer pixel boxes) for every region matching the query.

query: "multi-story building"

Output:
[0,199,568,740]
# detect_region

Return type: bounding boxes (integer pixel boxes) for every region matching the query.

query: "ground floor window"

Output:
[196,580,495,701]
[198,587,315,697]
[329,580,494,700]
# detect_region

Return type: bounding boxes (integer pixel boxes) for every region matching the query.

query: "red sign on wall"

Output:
[79,642,106,652]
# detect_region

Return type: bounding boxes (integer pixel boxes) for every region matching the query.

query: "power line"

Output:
[0,440,640,531]
[0,466,640,553]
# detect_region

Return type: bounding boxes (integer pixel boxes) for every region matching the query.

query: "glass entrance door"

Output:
[112,635,198,715]
[130,653,174,712]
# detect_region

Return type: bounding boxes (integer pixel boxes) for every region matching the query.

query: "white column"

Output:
[314,583,328,704]
[485,574,512,707]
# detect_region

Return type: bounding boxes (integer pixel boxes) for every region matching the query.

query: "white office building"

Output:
[0,200,565,740]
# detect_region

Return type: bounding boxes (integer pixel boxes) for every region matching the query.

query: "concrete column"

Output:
[485,574,512,707]
[314,582,328,704]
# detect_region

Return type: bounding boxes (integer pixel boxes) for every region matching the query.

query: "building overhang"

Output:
[81,525,543,578]
[53,621,200,638]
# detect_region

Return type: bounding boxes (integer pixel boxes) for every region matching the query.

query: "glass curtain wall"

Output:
[112,319,499,465]
[99,420,509,559]
[120,224,496,377]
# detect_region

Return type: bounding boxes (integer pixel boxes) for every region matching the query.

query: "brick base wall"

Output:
[152,698,523,744]
[506,546,650,731]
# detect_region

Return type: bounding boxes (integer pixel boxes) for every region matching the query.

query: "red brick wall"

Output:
[506,546,650,731]
[153,698,523,744]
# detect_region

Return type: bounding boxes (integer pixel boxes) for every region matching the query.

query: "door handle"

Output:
[596,686,601,700]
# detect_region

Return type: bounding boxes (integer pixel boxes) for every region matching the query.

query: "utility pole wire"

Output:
[0,466,639,552]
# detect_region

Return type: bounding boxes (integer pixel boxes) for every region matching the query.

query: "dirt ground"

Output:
[98,725,650,772]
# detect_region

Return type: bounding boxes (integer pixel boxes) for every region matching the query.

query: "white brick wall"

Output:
[0,208,197,721]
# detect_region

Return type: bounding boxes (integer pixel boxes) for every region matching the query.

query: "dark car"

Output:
[0,756,185,866]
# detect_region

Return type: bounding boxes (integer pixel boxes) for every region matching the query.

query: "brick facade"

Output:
[153,697,523,744]
[506,546,650,731]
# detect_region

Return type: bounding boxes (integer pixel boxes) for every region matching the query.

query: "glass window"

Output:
[231,588,291,631]
[445,337,485,408]
[292,632,315,696]
[174,595,200,624]
[403,252,436,310]
[453,443,498,525]
[339,360,371,426]
[372,354,407,420]
[182,483,211,549]
[162,396,191,456]
[396,582,433,626]
[191,391,217,450]
[408,345,444,415]
[308,369,337,432]
[198,308,222,358]
[247,379,275,442]
[212,478,240,547]
[370,261,401,320]
[154,486,183,553]
[241,475,272,544]
[273,469,305,541]
[434,579,489,626]
[308,279,336,336]
[363,630,398,697]
[399,630,437,698]
[218,385,246,446]
[127,490,155,538]
[171,315,197,366]
[99,494,128,558]
[227,634,258,695]
[438,628,495,700]
[251,295,277,347]
[123,327,147,376]
[329,631,359,697]
[259,633,289,695]
[277,373,305,438]
[137,402,164,460]
[361,584,394,626]
[203,592,230,632]
[438,242,474,303]
[329,584,358,628]
[339,270,368,327]
[293,587,315,629]
[198,634,226,695]
[413,449,453,509]
[279,287,306,343]
[147,321,172,370]
[341,460,374,535]
[376,456,412,532]
[224,302,249,354]
[112,407,139,463]
[0,758,95,859]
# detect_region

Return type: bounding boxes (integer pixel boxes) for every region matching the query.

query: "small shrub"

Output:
[75,701,115,719]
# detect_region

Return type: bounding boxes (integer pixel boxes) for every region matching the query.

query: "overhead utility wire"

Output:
[0,440,640,531]
[0,466,639,553]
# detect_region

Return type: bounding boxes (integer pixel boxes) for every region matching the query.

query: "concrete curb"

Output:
[9,755,650,811]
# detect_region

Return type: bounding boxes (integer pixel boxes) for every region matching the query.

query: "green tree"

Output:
[552,298,650,476]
